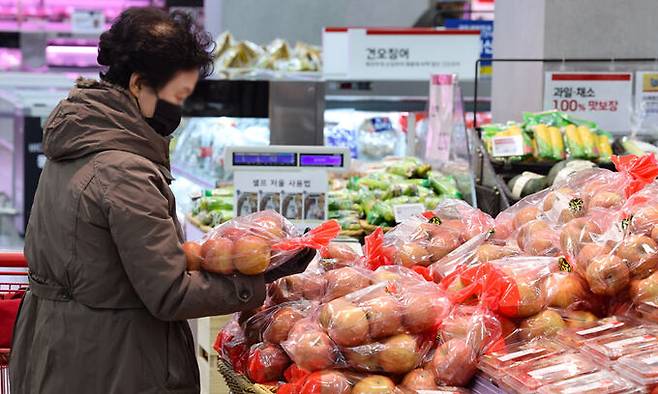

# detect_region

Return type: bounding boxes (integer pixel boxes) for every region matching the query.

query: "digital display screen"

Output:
[233,152,297,167]
[299,154,344,167]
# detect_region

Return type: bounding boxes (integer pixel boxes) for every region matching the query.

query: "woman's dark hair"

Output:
[98,7,215,89]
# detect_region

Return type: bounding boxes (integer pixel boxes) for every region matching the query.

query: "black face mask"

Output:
[146,98,182,137]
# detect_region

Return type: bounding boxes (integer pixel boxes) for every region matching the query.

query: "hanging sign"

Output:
[323,28,480,80]
[544,72,633,132]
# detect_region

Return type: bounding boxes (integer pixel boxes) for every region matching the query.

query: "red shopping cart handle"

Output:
[0,252,26,268]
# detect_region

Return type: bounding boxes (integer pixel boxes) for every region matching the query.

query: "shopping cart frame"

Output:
[0,251,27,394]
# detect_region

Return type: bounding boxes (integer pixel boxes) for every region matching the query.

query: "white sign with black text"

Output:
[544,72,633,132]
[635,71,658,132]
[323,28,481,80]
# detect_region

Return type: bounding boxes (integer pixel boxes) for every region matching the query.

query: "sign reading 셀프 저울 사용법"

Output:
[544,72,633,132]
[233,170,328,224]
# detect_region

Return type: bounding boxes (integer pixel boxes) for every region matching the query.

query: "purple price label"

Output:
[300,154,343,167]
[233,153,296,166]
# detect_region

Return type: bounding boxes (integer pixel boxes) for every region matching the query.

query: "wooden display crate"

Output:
[196,315,232,394]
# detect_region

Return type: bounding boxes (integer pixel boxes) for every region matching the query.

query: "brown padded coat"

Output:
[9,79,266,393]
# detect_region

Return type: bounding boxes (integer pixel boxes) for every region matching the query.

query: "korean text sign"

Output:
[544,72,633,131]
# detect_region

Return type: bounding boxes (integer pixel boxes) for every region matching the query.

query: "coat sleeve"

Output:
[97,156,266,321]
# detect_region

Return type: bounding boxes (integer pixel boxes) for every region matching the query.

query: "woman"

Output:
[10,8,314,394]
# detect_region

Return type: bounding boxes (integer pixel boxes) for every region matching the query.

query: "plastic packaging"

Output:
[246,342,292,384]
[182,211,340,275]
[320,280,451,347]
[538,369,639,394]
[479,256,557,318]
[479,339,565,379]
[613,348,658,388]
[503,352,599,393]
[281,319,343,372]
[241,301,317,345]
[214,316,249,374]
[341,334,432,375]
[581,326,658,364]
[382,199,494,269]
[433,306,504,386]
[556,316,631,347]
[297,370,354,394]
[430,338,479,387]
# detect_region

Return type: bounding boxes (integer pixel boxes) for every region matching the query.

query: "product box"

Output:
[581,326,658,365]
[502,352,599,394]
[478,339,565,379]
[556,316,631,347]
[612,348,658,389]
[538,369,641,394]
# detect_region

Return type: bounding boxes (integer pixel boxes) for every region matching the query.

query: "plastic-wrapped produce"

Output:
[238,301,317,346]
[446,255,559,321]
[386,157,431,179]
[246,342,291,383]
[281,319,343,372]
[214,316,249,374]
[357,117,405,160]
[325,126,358,159]
[382,199,494,268]
[181,211,339,275]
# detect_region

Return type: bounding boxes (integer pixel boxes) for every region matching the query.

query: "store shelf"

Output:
[326,78,491,112]
[491,159,616,177]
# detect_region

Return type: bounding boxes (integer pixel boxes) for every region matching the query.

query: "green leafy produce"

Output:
[366,201,395,226]
[198,196,233,212]
[421,195,444,210]
[386,157,432,178]
[329,210,362,231]
[427,172,462,199]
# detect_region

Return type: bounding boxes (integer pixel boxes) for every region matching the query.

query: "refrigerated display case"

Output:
[171,77,325,218]
[324,78,484,206]
[0,0,163,71]
[0,72,82,239]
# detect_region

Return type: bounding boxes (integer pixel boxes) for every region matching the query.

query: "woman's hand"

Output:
[264,247,317,283]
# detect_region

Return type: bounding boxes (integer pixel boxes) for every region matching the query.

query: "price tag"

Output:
[544,72,633,132]
[393,203,426,223]
[71,10,105,34]
[497,347,543,362]
[527,362,570,379]
[575,321,623,336]
[491,135,525,157]
[604,335,655,349]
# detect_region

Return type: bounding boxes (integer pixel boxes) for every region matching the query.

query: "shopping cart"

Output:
[0,251,28,394]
